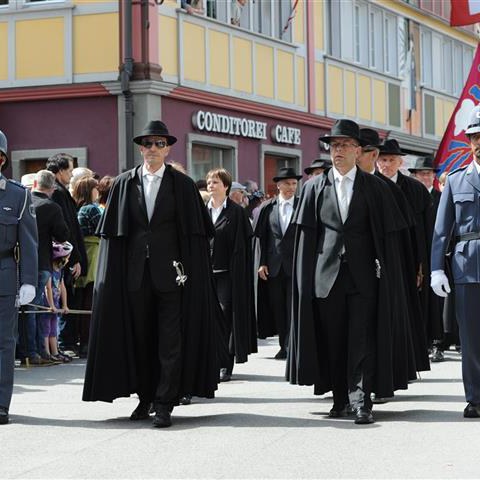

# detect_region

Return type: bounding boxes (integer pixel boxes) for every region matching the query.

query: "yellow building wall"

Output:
[159,15,178,76]
[435,97,444,137]
[0,23,7,80]
[357,74,371,121]
[296,56,305,107]
[315,62,325,111]
[16,17,64,79]
[73,13,118,74]
[277,50,294,103]
[313,0,324,51]
[294,0,305,44]
[209,30,230,88]
[256,44,274,98]
[345,70,356,117]
[327,64,343,114]
[183,22,206,83]
[233,37,252,93]
[443,99,455,131]
[373,79,386,124]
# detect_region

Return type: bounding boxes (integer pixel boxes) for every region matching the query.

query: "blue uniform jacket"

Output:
[0,176,38,296]
[432,162,480,284]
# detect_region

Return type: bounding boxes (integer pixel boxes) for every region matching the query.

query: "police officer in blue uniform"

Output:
[0,129,38,425]
[431,104,480,418]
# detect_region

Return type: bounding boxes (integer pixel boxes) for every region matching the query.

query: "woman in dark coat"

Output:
[206,168,257,382]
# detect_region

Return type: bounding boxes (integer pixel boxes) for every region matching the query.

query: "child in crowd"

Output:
[39,241,74,363]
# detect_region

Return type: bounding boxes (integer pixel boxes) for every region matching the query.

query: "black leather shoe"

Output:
[328,404,348,418]
[354,407,374,424]
[219,368,231,382]
[130,401,152,421]
[179,394,192,405]
[430,346,444,363]
[274,349,287,360]
[0,406,9,425]
[463,402,480,418]
[152,410,172,428]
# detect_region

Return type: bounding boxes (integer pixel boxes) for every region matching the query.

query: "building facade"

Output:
[0,0,476,189]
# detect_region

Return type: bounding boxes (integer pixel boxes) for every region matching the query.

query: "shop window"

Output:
[0,0,8,5]
[190,143,235,182]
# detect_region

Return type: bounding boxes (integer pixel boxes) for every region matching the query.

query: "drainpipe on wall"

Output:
[120,0,134,171]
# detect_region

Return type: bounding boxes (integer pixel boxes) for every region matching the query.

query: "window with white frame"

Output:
[329,0,400,77]
[190,143,236,182]
[421,26,474,96]
[201,0,293,42]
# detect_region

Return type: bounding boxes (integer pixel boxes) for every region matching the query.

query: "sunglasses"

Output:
[141,139,168,149]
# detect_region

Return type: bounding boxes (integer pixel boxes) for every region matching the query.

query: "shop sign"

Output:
[271,125,301,145]
[192,110,267,140]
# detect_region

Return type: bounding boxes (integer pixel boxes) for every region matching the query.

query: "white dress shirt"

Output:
[389,172,399,184]
[207,197,227,224]
[278,195,295,235]
[332,165,356,223]
[142,163,165,221]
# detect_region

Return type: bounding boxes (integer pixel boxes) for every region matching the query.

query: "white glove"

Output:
[431,270,451,298]
[18,284,36,306]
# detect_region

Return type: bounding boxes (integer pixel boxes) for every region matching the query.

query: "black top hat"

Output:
[359,128,381,148]
[321,119,365,146]
[273,167,302,182]
[378,139,406,156]
[133,120,177,146]
[304,158,332,175]
[408,156,439,172]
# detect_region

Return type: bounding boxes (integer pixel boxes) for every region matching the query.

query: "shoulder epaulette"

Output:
[7,178,27,189]
[447,165,468,176]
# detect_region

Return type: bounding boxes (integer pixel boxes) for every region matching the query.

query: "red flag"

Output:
[434,43,480,174]
[450,0,480,26]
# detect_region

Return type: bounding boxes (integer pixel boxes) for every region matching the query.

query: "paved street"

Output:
[1,338,479,479]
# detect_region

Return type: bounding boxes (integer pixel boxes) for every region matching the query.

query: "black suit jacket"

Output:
[314,168,376,298]
[127,167,180,292]
[256,196,298,278]
[51,180,87,273]
[31,191,69,271]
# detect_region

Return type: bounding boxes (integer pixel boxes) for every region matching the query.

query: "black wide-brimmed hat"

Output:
[304,158,332,175]
[359,128,381,148]
[273,167,302,182]
[321,119,365,146]
[378,139,406,156]
[133,120,177,146]
[408,156,439,173]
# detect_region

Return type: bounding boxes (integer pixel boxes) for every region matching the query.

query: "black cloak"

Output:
[286,170,410,398]
[212,198,257,363]
[82,165,220,402]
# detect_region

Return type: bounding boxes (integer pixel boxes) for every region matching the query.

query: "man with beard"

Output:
[431,104,480,418]
[83,120,219,428]
[409,157,444,362]
[287,120,405,424]
[254,167,301,360]
[377,140,433,372]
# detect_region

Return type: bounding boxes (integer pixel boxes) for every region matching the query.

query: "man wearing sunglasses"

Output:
[83,120,219,428]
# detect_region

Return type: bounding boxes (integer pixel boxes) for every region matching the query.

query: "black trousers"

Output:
[214,272,234,374]
[266,268,291,351]
[314,262,376,409]
[128,260,182,410]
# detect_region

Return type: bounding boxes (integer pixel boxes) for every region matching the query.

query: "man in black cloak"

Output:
[377,140,433,372]
[82,121,219,428]
[287,120,405,425]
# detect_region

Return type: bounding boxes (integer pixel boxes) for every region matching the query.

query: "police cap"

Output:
[465,105,480,136]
